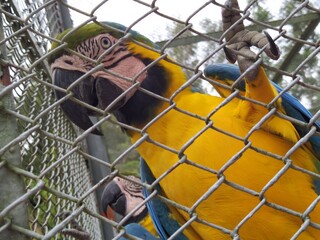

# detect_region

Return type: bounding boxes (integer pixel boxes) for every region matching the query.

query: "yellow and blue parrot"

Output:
[49,0,320,238]
[101,168,188,240]
[101,175,159,239]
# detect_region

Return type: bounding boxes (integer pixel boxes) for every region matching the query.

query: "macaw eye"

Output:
[100,37,112,49]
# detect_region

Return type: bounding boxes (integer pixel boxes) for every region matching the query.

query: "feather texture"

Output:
[51,21,320,239]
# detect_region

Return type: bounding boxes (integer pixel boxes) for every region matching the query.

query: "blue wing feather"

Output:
[204,63,245,91]
[272,83,320,158]
[141,160,167,239]
[140,158,188,240]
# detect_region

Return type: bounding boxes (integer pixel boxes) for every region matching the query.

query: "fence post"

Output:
[86,117,114,240]
[0,86,30,240]
[57,0,73,30]
[0,12,29,238]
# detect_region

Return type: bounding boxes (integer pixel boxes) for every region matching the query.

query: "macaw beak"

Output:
[101,180,127,217]
[53,68,125,135]
[101,205,116,220]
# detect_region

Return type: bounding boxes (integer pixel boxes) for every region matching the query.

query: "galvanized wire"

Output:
[0,0,319,239]
[0,0,103,239]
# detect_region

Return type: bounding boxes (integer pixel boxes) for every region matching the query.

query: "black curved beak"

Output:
[53,69,125,135]
[101,180,126,217]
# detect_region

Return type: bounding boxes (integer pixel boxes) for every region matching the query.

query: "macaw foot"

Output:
[222,0,280,81]
[59,211,91,240]
[61,229,91,240]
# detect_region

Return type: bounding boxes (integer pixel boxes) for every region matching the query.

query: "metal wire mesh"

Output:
[0,0,319,239]
[0,0,102,239]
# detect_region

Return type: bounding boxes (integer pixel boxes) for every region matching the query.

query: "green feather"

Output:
[48,22,158,64]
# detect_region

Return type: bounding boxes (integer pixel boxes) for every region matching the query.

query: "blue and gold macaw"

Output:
[101,169,188,240]
[101,175,159,239]
[49,0,320,238]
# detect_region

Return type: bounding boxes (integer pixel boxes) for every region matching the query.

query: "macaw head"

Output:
[49,22,183,134]
[101,176,148,224]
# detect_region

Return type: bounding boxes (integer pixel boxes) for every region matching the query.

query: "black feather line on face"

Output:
[115,58,169,127]
[103,52,133,69]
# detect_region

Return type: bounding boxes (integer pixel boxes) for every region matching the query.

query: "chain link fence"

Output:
[0,0,319,239]
[0,0,105,239]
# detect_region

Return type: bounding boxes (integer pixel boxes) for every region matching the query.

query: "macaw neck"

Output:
[116,56,189,129]
[125,206,149,225]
